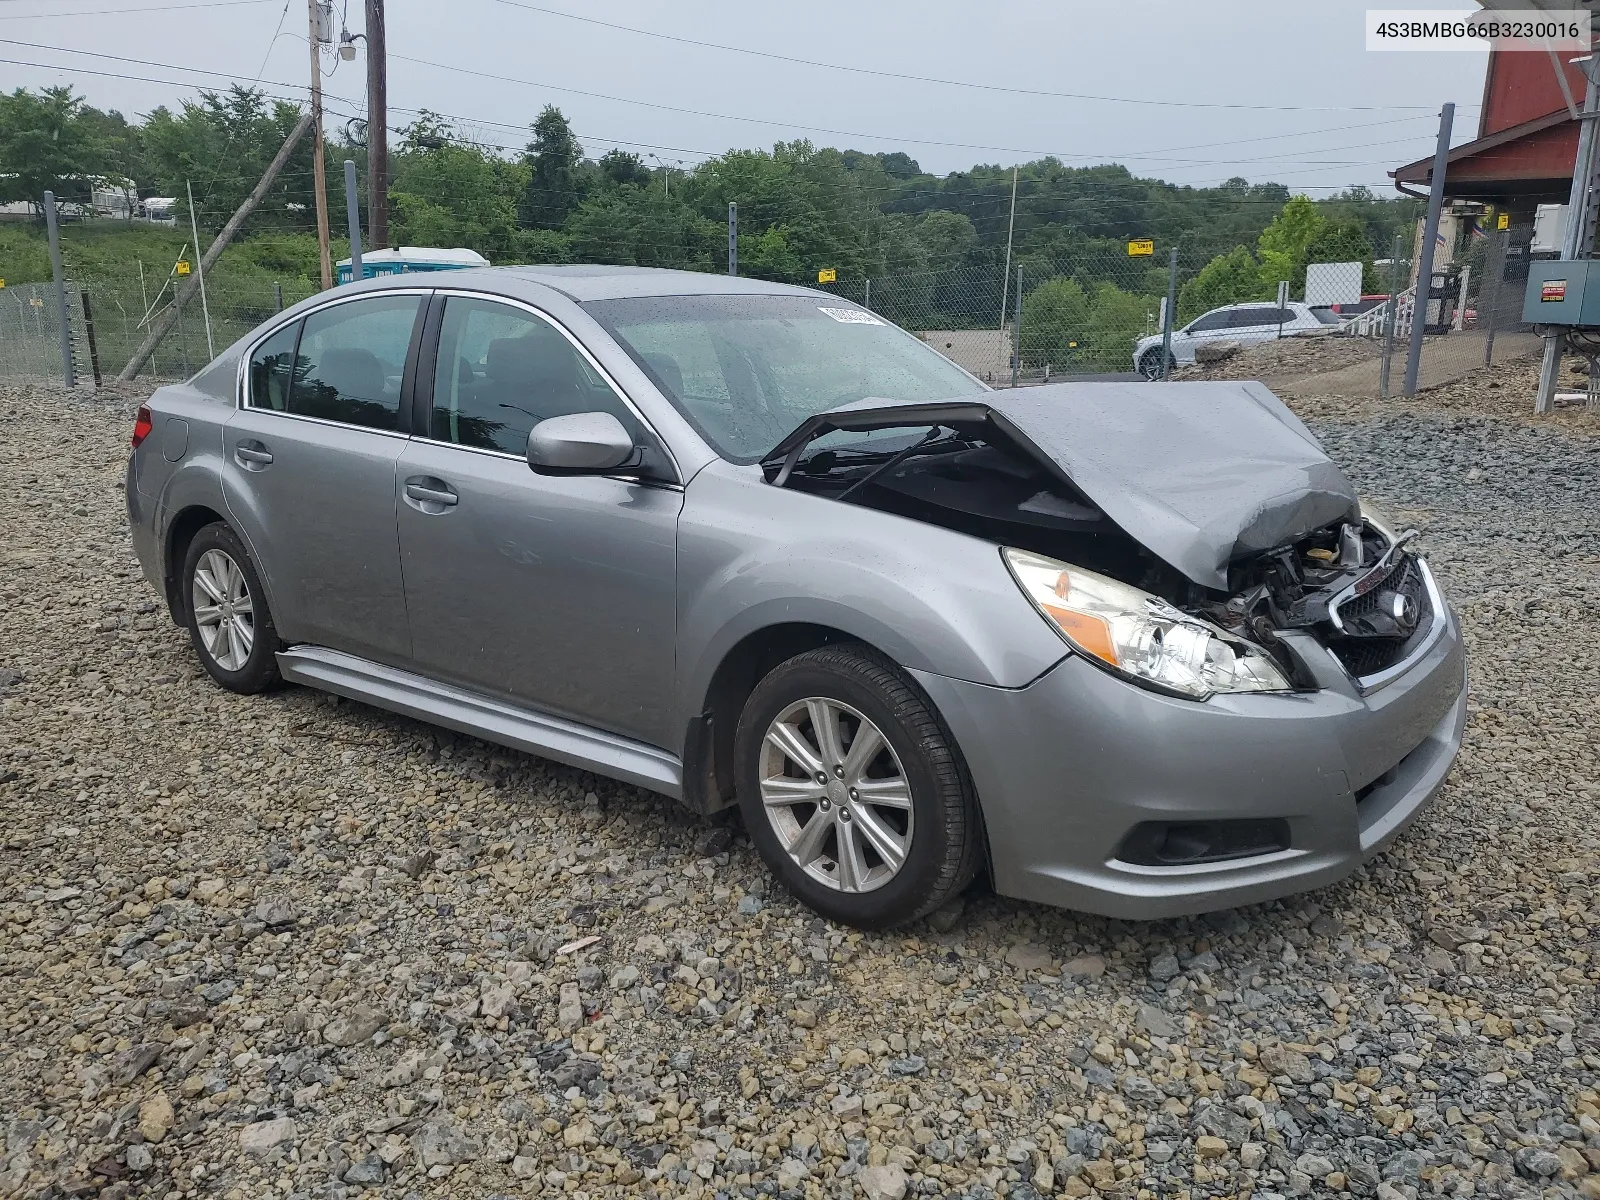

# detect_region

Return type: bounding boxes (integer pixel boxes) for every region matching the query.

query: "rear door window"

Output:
[285,295,424,431]
[1230,307,1288,329]
[248,321,300,411]
[1186,311,1231,333]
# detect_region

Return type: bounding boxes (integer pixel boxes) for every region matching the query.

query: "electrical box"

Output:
[1532,203,1567,255]
[1522,260,1600,326]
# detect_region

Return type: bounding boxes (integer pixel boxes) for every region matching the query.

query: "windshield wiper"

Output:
[834,427,953,500]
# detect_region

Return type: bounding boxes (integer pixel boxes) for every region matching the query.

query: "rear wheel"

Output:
[182,522,281,693]
[734,645,979,929]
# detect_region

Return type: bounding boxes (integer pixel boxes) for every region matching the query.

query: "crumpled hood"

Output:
[765,380,1358,590]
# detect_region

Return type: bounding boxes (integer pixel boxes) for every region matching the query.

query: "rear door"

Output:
[223,290,427,664]
[1228,305,1292,345]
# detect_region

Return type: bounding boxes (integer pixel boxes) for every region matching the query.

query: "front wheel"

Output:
[1138,348,1173,380]
[182,522,281,693]
[734,645,980,929]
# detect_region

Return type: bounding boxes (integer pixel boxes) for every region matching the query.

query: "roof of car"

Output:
[397,263,830,303]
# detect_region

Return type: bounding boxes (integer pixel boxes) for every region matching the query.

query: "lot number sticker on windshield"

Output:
[818,306,884,325]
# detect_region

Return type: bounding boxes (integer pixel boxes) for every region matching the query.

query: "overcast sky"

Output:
[2,0,1491,192]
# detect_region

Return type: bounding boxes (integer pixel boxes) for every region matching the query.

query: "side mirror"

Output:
[526,411,635,474]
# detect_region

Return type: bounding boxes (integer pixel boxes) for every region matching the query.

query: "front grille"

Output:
[1325,555,1433,680]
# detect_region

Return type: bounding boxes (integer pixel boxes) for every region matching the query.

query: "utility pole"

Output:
[1536,52,1600,413]
[1403,102,1453,398]
[308,0,333,289]
[365,0,387,249]
[43,189,75,388]
[344,159,363,283]
[727,202,737,276]
[998,165,1018,337]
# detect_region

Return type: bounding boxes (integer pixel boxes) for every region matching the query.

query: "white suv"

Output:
[1133,301,1340,378]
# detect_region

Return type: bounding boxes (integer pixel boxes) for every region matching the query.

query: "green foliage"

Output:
[1257,195,1325,295]
[519,105,585,230]
[1178,246,1269,323]
[1085,283,1152,368]
[1304,218,1379,293]
[142,86,317,231]
[0,86,1424,381]
[1019,277,1090,366]
[0,87,105,208]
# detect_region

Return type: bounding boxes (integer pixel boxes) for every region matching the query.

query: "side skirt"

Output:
[275,646,683,799]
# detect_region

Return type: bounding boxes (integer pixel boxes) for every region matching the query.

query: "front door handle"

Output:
[403,477,458,513]
[405,483,457,506]
[235,442,273,468]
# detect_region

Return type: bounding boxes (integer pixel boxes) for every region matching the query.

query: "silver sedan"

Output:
[126,266,1465,928]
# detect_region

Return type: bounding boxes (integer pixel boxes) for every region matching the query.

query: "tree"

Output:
[142,86,312,231]
[1304,218,1379,293]
[598,149,651,189]
[519,105,584,230]
[1257,195,1325,296]
[1020,276,1090,366]
[1178,246,1269,322]
[0,87,104,211]
[912,210,976,269]
[1085,283,1153,371]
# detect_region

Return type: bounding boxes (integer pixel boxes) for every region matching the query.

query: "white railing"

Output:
[1341,285,1416,339]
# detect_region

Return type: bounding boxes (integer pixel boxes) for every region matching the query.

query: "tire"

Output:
[181,522,281,694]
[734,645,980,929]
[1138,348,1172,380]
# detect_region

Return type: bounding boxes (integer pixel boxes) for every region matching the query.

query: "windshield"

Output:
[584,294,987,462]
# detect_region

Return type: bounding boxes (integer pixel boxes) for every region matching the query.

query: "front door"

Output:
[222,292,426,663]
[395,293,682,748]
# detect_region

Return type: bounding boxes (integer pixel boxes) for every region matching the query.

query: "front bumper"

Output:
[913,600,1466,920]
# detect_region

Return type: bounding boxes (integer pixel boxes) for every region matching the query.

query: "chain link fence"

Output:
[0,224,1546,398]
[822,225,1544,396]
[823,249,1178,385]
[0,271,314,387]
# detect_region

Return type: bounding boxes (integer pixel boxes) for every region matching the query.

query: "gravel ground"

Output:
[3,375,1600,1200]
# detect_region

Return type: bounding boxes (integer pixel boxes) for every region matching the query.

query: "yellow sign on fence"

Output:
[1127,239,1154,257]
[1497,212,1510,230]
[817,267,837,283]
[176,261,191,276]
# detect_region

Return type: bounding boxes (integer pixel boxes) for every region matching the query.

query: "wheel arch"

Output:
[682,621,890,816]
[162,504,228,624]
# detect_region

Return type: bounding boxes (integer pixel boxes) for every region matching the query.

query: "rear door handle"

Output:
[404,479,458,509]
[235,442,273,468]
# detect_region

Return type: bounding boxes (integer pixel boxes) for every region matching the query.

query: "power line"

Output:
[0,0,271,14]
[384,46,1454,170]
[483,0,1472,115]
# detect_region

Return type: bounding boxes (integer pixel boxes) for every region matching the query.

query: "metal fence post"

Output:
[43,190,76,388]
[1482,227,1504,366]
[1011,264,1023,387]
[344,159,363,284]
[1159,247,1178,380]
[275,281,285,313]
[864,277,871,312]
[80,290,102,388]
[727,202,737,276]
[1404,102,1454,398]
[1379,233,1404,399]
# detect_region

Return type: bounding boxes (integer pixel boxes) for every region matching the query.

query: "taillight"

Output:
[131,405,154,448]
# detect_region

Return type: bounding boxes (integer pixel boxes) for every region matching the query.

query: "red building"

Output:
[1391,48,1585,217]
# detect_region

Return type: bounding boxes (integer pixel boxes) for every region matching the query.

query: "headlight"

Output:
[1002,548,1292,700]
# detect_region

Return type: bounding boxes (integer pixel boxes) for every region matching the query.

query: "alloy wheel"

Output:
[191,548,255,672]
[758,697,914,893]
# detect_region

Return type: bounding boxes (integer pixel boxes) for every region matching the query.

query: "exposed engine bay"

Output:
[764,420,1433,686]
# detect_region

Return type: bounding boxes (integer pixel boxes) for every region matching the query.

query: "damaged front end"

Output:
[760,383,1441,697]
